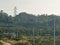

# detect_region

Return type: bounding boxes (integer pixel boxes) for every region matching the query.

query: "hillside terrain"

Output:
[0,11,60,45]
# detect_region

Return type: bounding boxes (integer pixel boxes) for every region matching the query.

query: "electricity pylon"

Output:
[14,6,17,16]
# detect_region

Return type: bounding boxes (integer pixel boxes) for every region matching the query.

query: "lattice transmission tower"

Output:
[14,6,17,16]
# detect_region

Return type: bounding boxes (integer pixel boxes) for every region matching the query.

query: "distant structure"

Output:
[14,6,17,16]
[0,10,3,14]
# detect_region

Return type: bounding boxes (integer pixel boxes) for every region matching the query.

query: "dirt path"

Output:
[0,40,12,45]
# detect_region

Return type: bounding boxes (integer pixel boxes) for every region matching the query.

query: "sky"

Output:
[0,0,60,16]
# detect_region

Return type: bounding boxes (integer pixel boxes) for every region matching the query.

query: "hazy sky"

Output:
[0,0,60,16]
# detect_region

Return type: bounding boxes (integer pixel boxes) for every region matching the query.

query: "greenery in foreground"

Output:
[0,10,60,45]
[0,42,3,45]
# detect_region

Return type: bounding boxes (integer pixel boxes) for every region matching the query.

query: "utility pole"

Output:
[54,15,56,45]
[16,30,18,40]
[32,17,35,45]
[33,28,35,45]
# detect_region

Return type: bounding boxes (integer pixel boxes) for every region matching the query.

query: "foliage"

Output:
[0,12,60,39]
[0,42,3,45]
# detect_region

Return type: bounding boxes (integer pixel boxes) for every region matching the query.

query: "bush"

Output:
[0,42,3,45]
[14,43,24,45]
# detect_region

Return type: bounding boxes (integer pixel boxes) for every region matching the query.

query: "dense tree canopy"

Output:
[0,11,60,37]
